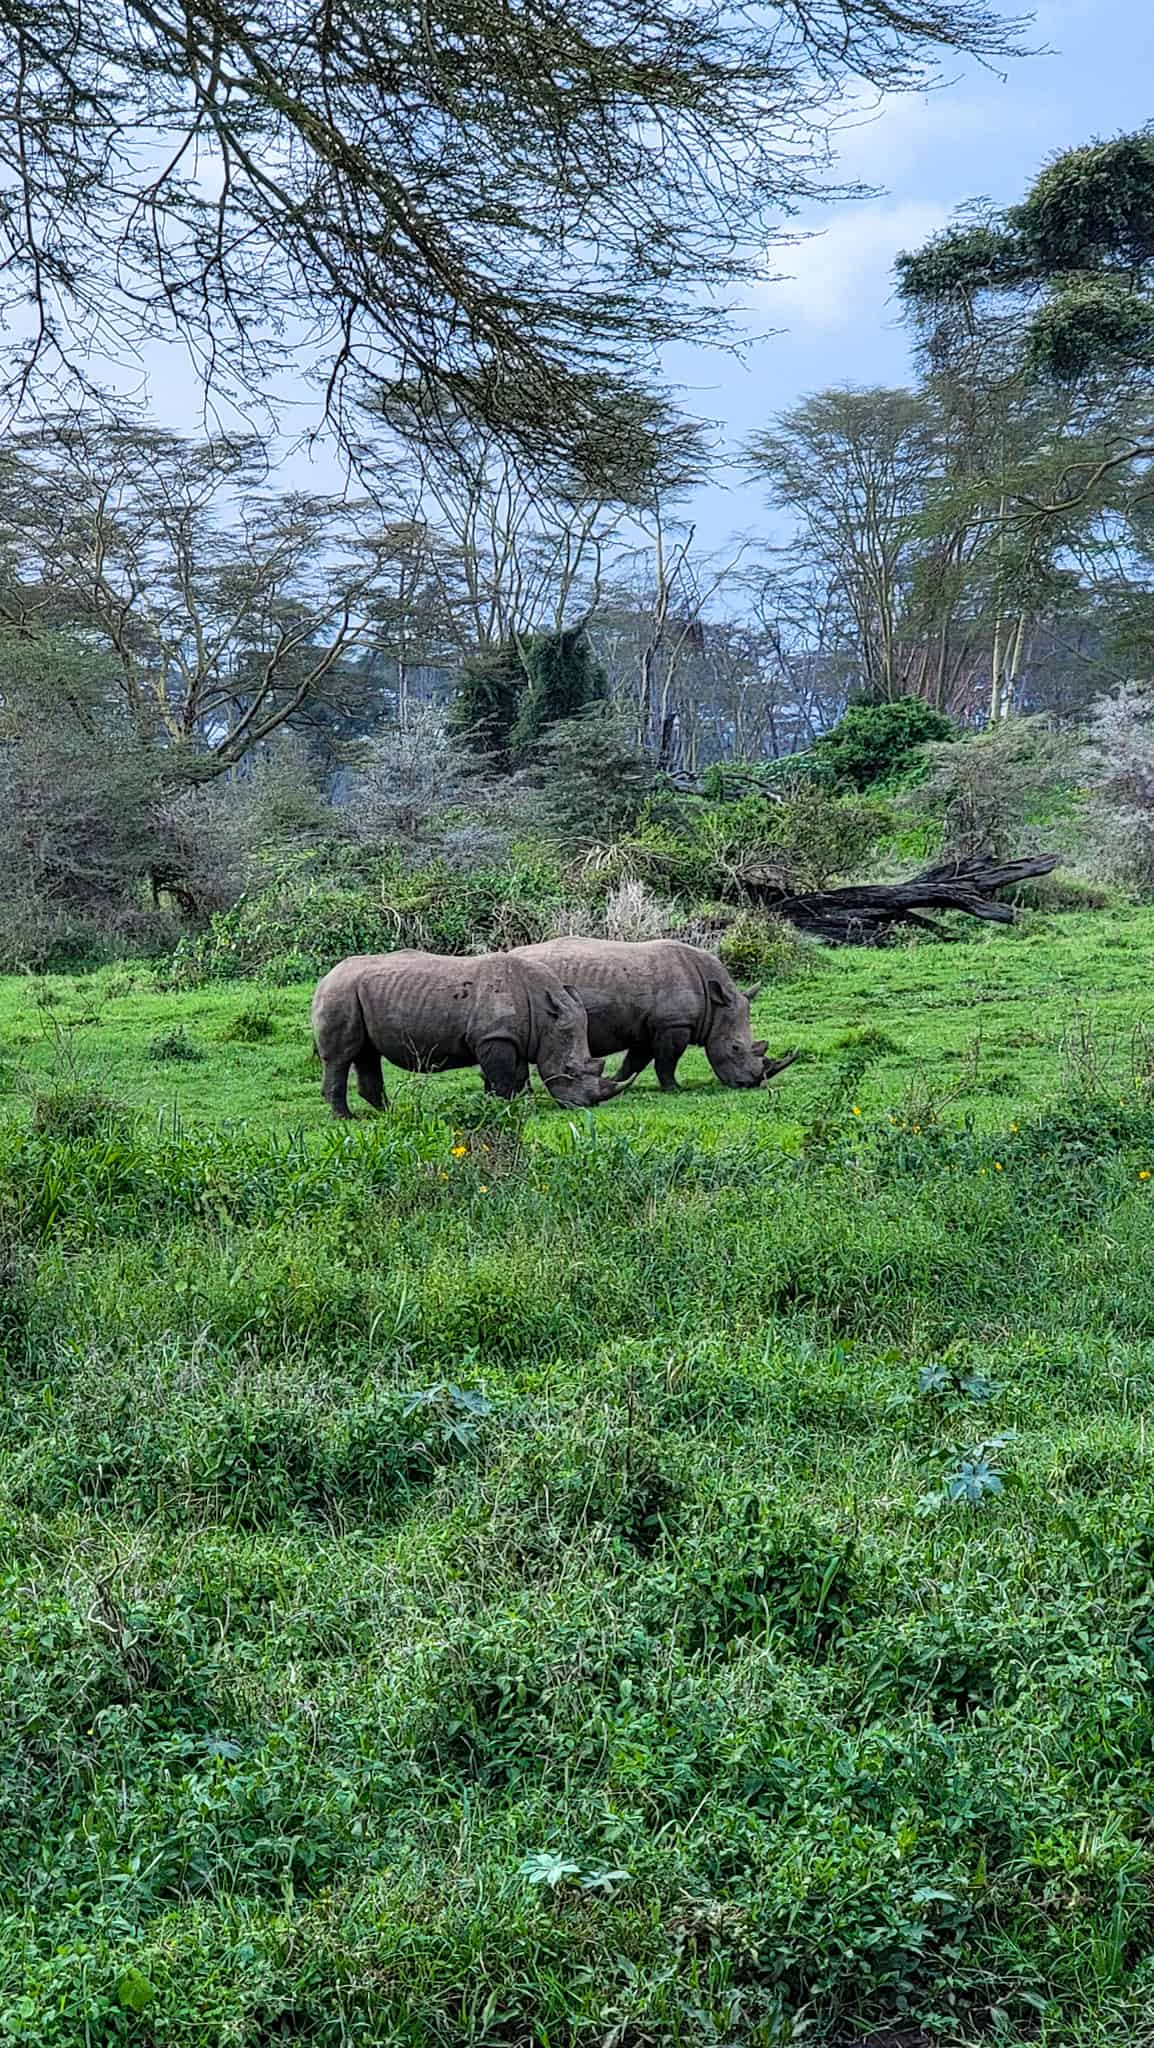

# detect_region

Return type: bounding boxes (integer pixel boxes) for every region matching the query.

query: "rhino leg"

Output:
[654,1028,691,1091]
[321,1055,353,1118]
[354,1048,387,1111]
[612,1041,655,1088]
[478,1039,528,1099]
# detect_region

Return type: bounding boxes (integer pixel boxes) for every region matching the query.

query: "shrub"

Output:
[628,785,890,899]
[29,1084,129,1141]
[218,1004,276,1044]
[163,856,572,986]
[1083,682,1154,895]
[913,717,1081,862]
[147,1027,205,1064]
[347,709,494,847]
[514,707,657,843]
[812,696,958,790]
[151,743,339,918]
[718,911,824,986]
[0,895,178,974]
[600,879,678,942]
[1010,870,1116,913]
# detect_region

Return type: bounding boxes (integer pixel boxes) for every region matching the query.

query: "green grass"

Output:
[3,904,1154,1139]
[6,910,1154,2044]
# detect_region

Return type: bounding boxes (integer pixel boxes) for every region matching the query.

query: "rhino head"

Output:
[704,980,798,1089]
[533,979,631,1107]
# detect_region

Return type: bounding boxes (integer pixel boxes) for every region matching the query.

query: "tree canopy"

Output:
[897,131,1154,385]
[1,0,1023,481]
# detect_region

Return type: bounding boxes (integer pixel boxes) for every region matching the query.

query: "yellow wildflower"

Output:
[851,1105,861,1116]
[451,1144,467,1158]
[1010,1122,1018,1133]
[479,1185,490,1194]
[1141,1170,1151,1183]
[994,1161,1003,1171]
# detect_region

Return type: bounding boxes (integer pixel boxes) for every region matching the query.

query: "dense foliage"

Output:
[811,697,959,790]
[897,131,1154,382]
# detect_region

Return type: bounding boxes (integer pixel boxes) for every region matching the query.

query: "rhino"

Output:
[512,937,798,1092]
[311,950,629,1116]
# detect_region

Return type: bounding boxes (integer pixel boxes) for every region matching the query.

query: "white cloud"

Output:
[822,86,1009,186]
[763,199,951,330]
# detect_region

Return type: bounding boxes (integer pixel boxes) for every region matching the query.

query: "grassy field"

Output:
[6,909,1154,2045]
[2,902,1153,1137]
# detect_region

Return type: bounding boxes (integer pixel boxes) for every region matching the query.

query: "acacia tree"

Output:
[748,388,946,703]
[0,421,408,774]
[895,140,1154,714]
[374,406,630,654]
[0,0,1022,475]
[897,132,1154,531]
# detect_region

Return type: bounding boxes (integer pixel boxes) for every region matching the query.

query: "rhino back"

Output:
[322,952,494,1072]
[517,938,706,1050]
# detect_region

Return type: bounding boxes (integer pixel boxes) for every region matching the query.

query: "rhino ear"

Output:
[707,976,735,1008]
[542,987,565,1018]
[562,984,583,1007]
[751,1039,768,1057]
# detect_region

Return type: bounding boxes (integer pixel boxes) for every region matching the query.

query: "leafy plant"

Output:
[812,696,958,791]
[519,1851,582,1889]
[402,1381,494,1451]
[218,1003,276,1043]
[147,1026,205,1064]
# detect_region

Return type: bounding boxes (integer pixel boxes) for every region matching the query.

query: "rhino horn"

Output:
[598,1070,638,1100]
[761,1050,800,1082]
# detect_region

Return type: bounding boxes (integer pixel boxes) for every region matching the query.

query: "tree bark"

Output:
[737,853,1060,944]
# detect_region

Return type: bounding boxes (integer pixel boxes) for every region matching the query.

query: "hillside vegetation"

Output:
[5,911,1154,2045]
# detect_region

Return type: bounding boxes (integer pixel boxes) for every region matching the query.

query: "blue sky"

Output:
[675,0,1154,550]
[140,0,1152,556]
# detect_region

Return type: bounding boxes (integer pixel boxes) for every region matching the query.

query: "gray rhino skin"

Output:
[513,937,798,1091]
[311,950,627,1116]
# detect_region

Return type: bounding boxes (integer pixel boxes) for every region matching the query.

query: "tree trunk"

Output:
[736,853,1060,943]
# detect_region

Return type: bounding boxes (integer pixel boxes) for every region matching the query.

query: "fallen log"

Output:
[738,853,1061,945]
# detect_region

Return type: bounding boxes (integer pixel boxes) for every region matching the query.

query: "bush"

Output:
[0,624,345,964]
[1084,682,1154,896]
[514,708,657,843]
[0,895,178,974]
[217,1003,276,1044]
[163,855,573,986]
[913,717,1081,862]
[147,1027,205,1064]
[1010,870,1117,913]
[600,880,679,942]
[718,911,824,986]
[627,785,891,899]
[152,743,339,917]
[812,696,958,791]
[347,710,497,848]
[29,1084,130,1142]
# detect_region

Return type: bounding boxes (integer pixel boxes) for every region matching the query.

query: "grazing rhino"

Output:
[311,950,629,1117]
[512,937,798,1092]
